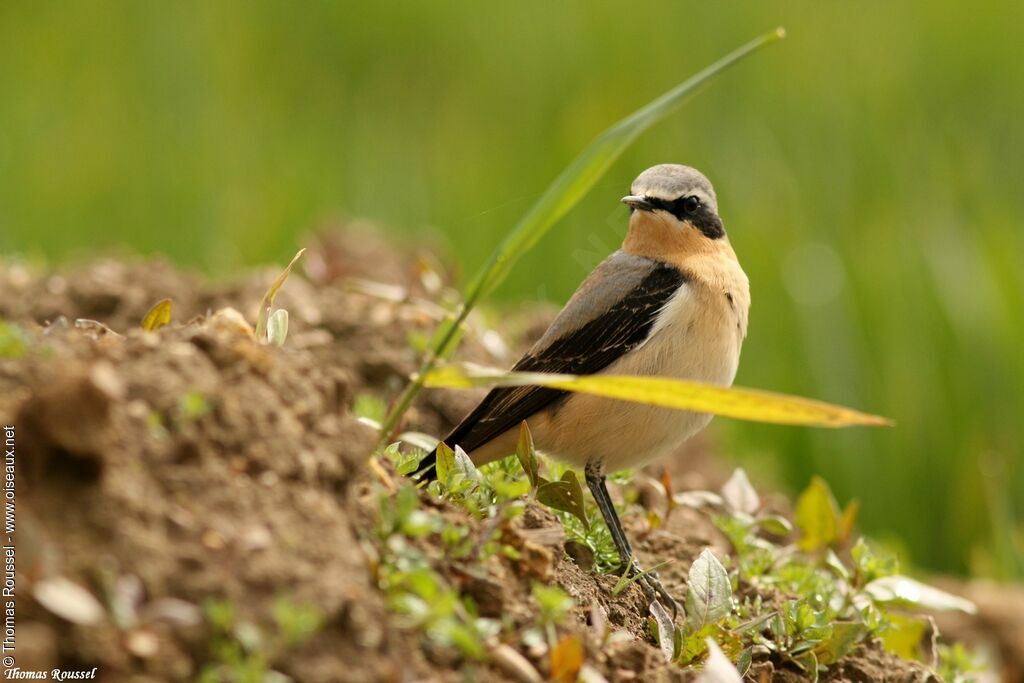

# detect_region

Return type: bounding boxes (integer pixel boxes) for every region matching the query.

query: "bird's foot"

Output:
[617,559,682,618]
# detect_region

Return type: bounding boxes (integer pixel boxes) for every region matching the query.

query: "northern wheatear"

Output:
[416,164,750,608]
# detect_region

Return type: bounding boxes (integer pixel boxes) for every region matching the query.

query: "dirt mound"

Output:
[0,232,942,681]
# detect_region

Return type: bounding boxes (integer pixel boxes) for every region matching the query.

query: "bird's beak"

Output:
[621,195,653,211]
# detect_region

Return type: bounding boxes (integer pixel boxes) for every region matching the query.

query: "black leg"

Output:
[584,461,635,564]
[584,461,681,615]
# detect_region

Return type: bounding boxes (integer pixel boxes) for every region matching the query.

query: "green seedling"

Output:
[937,642,984,683]
[372,481,498,662]
[198,597,322,683]
[612,558,673,597]
[536,470,588,526]
[532,583,574,629]
[0,321,30,358]
[354,392,388,424]
[255,248,305,345]
[178,390,212,422]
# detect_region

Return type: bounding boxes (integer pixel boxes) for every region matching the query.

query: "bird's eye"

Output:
[681,195,701,215]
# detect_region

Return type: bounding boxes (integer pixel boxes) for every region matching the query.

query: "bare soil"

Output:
[0,230,969,682]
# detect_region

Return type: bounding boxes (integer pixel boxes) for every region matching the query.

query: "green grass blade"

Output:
[419,363,892,428]
[376,28,785,447]
[465,26,786,304]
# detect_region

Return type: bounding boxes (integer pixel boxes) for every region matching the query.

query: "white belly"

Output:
[531,284,743,470]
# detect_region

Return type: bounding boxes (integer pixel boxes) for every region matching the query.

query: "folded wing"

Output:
[415,251,687,478]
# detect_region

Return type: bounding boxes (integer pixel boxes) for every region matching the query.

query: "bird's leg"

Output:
[584,461,681,615]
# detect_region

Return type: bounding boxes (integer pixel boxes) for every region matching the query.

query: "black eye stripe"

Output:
[645,195,700,221]
[643,194,724,240]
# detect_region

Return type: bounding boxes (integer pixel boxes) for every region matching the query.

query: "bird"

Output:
[415,164,750,608]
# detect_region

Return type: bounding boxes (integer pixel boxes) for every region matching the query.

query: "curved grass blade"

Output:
[255,248,306,341]
[466,27,786,304]
[377,28,786,445]
[419,364,893,428]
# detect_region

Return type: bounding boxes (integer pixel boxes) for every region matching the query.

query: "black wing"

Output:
[416,259,686,478]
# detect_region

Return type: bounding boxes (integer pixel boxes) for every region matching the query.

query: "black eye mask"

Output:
[644,195,725,240]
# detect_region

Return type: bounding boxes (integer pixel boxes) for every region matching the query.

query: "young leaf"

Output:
[515,421,540,490]
[267,308,289,346]
[794,651,820,683]
[452,445,481,483]
[0,322,30,358]
[757,515,793,537]
[533,583,576,627]
[696,637,743,683]
[434,442,456,487]
[851,537,899,583]
[824,549,850,581]
[537,470,588,525]
[736,647,753,677]
[813,621,867,665]
[420,364,893,428]
[864,576,976,614]
[141,298,173,331]
[879,613,931,661]
[795,476,841,551]
[686,549,732,631]
[649,600,676,663]
[721,468,759,515]
[612,558,673,597]
[255,248,305,342]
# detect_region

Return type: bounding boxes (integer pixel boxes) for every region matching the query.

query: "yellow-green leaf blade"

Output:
[420,364,892,428]
[795,476,841,551]
[141,298,173,331]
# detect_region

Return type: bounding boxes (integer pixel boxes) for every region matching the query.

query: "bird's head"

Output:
[621,164,724,240]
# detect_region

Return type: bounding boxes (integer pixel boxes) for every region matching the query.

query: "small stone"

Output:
[33,577,105,625]
[490,644,543,683]
[564,541,594,572]
[126,629,160,658]
[201,530,225,550]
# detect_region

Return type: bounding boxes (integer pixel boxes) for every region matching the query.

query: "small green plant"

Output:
[0,321,30,358]
[177,390,212,422]
[198,596,323,683]
[649,472,981,678]
[353,392,388,425]
[514,422,588,525]
[371,476,501,661]
[376,428,983,679]
[936,642,984,683]
[532,583,574,631]
[255,248,305,346]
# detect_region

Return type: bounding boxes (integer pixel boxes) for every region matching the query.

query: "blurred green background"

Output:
[2,2,1021,577]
